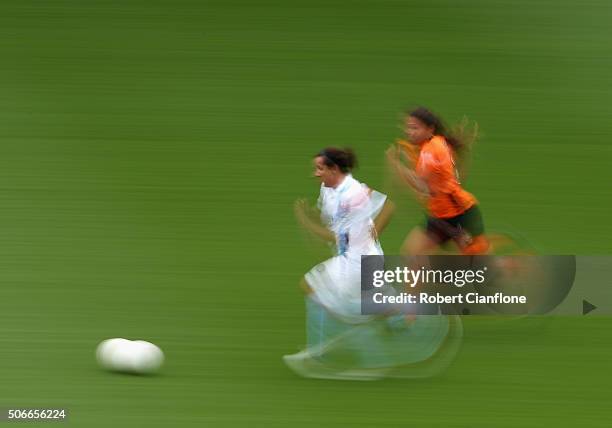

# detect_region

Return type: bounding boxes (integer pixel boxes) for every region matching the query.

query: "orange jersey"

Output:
[413,136,476,218]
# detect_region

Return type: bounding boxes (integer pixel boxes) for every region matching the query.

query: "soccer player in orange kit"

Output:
[386,107,489,256]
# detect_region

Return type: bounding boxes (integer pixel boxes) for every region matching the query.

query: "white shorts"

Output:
[305,255,374,324]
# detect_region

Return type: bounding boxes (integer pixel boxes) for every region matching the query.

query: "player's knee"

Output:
[402,229,437,255]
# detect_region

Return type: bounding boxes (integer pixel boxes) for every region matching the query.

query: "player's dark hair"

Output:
[408,107,463,152]
[316,147,357,173]
[407,106,479,180]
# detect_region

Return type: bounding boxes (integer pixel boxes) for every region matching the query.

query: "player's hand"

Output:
[385,146,404,176]
[397,145,412,165]
[385,145,400,166]
[293,198,310,226]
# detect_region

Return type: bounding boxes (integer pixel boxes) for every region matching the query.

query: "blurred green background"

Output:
[0,0,610,426]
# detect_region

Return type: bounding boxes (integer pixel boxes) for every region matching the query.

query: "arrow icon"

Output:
[583,300,597,315]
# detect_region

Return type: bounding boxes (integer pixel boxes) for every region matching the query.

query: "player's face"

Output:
[314,156,338,187]
[405,116,435,144]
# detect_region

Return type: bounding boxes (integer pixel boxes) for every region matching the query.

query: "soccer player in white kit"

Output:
[297,148,388,322]
[284,147,461,380]
[285,147,393,379]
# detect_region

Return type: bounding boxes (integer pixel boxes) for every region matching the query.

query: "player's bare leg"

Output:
[400,227,439,256]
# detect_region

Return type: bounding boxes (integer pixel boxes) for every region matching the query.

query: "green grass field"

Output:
[0,0,611,426]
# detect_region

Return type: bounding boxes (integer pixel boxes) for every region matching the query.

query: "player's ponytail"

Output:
[317,147,357,173]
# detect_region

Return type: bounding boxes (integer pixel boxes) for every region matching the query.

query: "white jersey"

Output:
[317,174,385,261]
[306,175,387,323]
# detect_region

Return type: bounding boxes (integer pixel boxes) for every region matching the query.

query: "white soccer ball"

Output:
[96,338,130,369]
[96,338,164,374]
